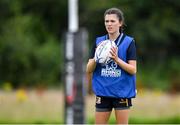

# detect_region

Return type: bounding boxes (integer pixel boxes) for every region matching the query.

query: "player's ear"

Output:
[119,21,123,27]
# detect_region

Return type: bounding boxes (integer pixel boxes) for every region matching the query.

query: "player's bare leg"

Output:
[115,109,130,124]
[95,111,111,124]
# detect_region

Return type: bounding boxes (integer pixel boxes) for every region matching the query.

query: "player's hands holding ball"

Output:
[110,45,119,63]
[94,40,117,65]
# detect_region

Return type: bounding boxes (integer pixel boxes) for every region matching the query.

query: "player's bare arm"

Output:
[110,46,136,75]
[86,59,96,89]
[86,58,96,73]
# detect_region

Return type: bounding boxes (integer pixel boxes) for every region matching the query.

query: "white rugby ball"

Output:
[95,40,116,65]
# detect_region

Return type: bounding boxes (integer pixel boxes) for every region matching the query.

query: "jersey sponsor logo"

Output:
[101,61,121,77]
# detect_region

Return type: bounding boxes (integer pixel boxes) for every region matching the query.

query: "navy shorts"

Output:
[95,96,132,112]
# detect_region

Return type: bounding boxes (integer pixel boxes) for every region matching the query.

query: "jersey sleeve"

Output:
[88,42,96,59]
[127,40,137,60]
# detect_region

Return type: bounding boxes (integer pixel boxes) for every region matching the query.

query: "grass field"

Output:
[0,89,179,124]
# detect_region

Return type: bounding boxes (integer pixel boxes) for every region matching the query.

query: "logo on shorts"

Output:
[96,97,101,104]
[119,99,128,106]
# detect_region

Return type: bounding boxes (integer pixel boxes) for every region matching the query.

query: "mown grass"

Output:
[0,116,179,124]
[129,116,180,124]
[0,89,179,124]
[87,116,180,124]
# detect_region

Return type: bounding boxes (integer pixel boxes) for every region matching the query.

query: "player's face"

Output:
[104,14,122,35]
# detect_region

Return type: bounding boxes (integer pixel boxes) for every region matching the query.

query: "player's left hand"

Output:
[110,46,119,62]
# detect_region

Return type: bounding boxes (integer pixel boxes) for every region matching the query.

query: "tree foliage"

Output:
[0,0,179,90]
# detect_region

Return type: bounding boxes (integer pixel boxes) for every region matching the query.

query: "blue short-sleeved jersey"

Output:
[92,33,136,98]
